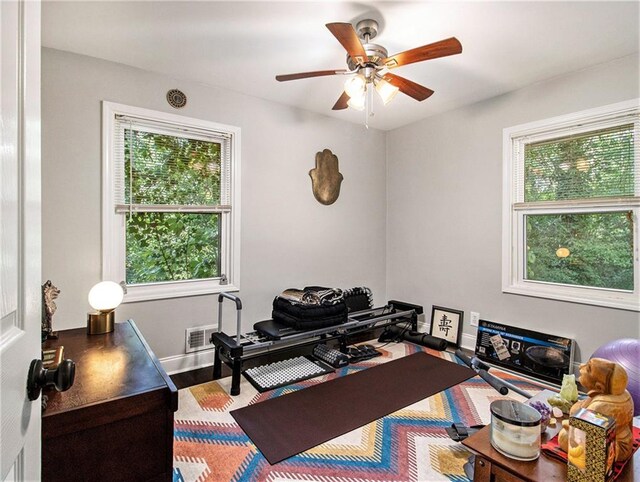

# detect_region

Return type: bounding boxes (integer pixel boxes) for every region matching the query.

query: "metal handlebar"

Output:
[218,292,242,344]
[218,292,242,310]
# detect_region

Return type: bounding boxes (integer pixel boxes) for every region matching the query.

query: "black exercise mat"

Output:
[230,351,475,464]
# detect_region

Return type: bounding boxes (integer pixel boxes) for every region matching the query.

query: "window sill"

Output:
[122,280,239,303]
[503,282,640,312]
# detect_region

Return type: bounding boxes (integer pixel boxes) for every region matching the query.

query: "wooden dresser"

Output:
[42,320,177,482]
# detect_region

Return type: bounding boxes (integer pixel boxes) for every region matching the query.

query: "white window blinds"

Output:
[513,112,639,206]
[113,114,232,213]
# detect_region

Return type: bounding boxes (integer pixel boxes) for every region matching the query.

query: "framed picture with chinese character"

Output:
[429,306,464,348]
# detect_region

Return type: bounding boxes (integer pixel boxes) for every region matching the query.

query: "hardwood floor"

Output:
[171,365,222,390]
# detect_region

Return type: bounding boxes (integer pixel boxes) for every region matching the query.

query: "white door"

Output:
[0,0,42,480]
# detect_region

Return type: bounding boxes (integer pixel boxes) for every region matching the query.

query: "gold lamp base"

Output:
[87,310,115,335]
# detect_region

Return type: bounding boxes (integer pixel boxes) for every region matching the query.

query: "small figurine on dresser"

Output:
[558,357,635,462]
[41,280,60,341]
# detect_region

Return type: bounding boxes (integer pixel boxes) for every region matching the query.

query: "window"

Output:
[102,102,240,302]
[503,99,639,311]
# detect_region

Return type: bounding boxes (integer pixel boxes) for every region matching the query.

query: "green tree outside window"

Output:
[523,125,635,291]
[124,130,222,284]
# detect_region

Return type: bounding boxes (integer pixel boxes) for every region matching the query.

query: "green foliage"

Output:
[526,212,634,290]
[126,213,220,284]
[125,129,222,205]
[124,129,222,284]
[523,124,635,291]
[525,124,634,202]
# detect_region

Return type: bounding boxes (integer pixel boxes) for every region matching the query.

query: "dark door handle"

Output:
[27,358,76,401]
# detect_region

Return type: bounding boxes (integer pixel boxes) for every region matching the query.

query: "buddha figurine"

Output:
[558,357,634,462]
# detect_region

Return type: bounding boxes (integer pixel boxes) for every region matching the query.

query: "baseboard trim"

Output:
[460,333,476,351]
[160,349,214,375]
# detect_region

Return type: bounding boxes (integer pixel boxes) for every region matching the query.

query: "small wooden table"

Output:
[42,320,178,482]
[462,425,638,482]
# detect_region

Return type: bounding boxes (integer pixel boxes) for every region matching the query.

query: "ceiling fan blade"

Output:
[383,73,434,101]
[276,69,347,82]
[332,91,350,110]
[383,37,462,69]
[326,22,369,64]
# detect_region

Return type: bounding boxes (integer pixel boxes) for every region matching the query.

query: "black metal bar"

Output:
[475,368,509,395]
[213,345,222,379]
[455,349,508,394]
[455,349,533,398]
[230,356,242,396]
[210,331,244,358]
[388,300,424,315]
[411,311,418,331]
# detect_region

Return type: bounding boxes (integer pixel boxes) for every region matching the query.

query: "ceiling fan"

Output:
[275,19,462,111]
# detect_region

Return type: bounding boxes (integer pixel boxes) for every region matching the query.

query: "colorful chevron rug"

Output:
[173,341,542,482]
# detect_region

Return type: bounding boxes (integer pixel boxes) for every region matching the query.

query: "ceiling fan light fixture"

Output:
[275,20,462,116]
[375,78,399,105]
[344,74,366,98]
[347,91,366,111]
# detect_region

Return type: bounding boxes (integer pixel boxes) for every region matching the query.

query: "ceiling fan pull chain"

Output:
[364,84,371,129]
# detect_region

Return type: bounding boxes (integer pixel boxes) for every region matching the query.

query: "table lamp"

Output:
[87,281,124,335]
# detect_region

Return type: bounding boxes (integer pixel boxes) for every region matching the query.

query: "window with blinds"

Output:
[102,102,240,301]
[112,116,231,285]
[113,115,231,212]
[502,100,639,311]
[523,124,636,202]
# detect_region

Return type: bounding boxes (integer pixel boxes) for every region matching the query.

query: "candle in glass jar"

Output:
[490,399,541,461]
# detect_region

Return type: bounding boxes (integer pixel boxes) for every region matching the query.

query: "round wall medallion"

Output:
[166,89,187,109]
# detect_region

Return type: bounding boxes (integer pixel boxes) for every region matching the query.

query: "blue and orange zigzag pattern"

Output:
[173,343,542,482]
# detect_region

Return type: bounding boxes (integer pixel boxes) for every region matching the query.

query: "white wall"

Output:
[42,48,387,361]
[43,48,639,368]
[386,54,640,362]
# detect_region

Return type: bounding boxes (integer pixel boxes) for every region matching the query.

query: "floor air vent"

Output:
[185,324,217,353]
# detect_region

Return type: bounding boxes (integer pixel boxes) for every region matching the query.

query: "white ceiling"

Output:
[42,1,639,131]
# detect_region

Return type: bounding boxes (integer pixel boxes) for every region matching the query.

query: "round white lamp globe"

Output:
[344,75,365,98]
[88,281,124,312]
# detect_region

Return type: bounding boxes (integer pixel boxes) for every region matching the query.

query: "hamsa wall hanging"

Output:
[309,149,343,205]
